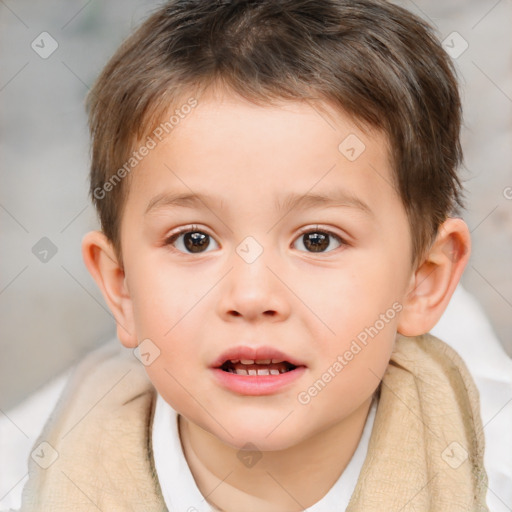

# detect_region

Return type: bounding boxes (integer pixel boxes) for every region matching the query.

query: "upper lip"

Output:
[211,345,306,368]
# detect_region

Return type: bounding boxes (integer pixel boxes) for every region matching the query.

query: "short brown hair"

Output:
[86,0,463,265]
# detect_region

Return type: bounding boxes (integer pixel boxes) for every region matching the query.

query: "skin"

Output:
[83,86,470,511]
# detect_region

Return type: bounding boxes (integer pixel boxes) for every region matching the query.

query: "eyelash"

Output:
[295,225,343,245]
[164,224,346,254]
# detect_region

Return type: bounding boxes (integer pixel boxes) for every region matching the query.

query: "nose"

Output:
[216,248,291,323]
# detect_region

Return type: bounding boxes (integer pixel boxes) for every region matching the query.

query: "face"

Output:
[119,88,415,451]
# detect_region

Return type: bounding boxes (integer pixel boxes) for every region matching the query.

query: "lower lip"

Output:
[210,367,306,396]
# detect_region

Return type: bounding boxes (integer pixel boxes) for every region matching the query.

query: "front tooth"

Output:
[271,359,283,364]
[240,359,254,364]
[270,369,280,375]
[230,359,240,364]
[248,369,257,375]
[256,368,270,375]
[235,368,248,375]
[255,359,271,364]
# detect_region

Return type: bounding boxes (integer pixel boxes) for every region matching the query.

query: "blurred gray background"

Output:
[1,0,511,411]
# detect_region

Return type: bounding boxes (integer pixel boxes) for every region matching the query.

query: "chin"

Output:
[208,418,307,452]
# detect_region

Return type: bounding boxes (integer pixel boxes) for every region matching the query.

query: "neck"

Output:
[179,396,373,512]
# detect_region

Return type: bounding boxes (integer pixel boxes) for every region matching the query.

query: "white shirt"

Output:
[151,393,378,511]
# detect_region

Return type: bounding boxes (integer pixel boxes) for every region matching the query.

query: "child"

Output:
[18,0,489,510]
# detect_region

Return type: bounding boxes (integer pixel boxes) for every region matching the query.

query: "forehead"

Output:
[124,88,400,223]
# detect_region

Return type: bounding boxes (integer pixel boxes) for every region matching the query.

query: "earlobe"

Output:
[397,218,471,336]
[81,231,138,348]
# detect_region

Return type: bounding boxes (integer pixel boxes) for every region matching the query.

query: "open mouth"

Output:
[212,350,306,394]
[219,359,298,375]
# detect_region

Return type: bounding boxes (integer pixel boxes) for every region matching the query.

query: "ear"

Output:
[81,231,138,348]
[397,218,471,336]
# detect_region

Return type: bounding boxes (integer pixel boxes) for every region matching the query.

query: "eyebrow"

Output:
[145,190,373,216]
[275,190,373,216]
[145,192,222,214]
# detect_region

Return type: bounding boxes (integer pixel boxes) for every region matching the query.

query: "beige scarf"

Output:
[18,333,488,511]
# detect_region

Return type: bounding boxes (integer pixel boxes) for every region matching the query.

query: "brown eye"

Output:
[293,229,343,253]
[166,228,219,254]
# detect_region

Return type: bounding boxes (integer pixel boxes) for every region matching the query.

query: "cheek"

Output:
[304,260,403,333]
[127,256,204,337]
[298,257,403,391]
[144,356,205,423]
[126,258,213,371]
[302,316,396,420]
